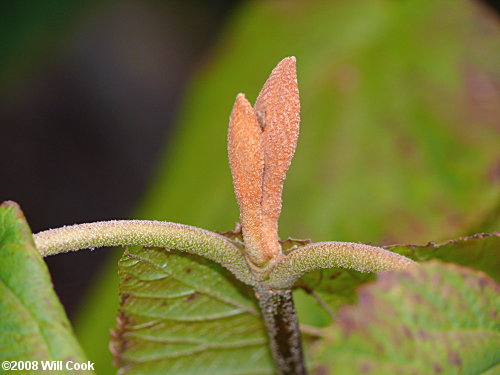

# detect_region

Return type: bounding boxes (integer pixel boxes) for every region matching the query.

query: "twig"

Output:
[256,288,307,375]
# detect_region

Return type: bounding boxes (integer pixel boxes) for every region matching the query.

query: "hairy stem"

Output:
[33,220,255,286]
[267,241,416,288]
[257,288,307,375]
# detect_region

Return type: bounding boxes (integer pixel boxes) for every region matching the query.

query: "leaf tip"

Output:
[1,200,20,209]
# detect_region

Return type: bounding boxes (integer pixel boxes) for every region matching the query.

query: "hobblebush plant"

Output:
[1,58,499,375]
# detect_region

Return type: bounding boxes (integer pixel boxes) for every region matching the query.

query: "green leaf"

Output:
[312,261,500,374]
[386,232,500,282]
[295,233,500,326]
[114,247,273,375]
[0,201,91,372]
[294,269,374,327]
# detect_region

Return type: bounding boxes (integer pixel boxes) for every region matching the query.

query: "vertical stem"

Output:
[257,288,307,375]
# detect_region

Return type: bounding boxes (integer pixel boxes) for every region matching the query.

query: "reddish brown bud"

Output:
[228,94,267,266]
[228,57,300,271]
[255,57,300,256]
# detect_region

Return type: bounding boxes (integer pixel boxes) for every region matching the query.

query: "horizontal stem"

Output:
[34,220,256,286]
[266,241,416,288]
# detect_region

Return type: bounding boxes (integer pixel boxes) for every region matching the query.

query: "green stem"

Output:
[33,220,255,286]
[257,288,307,375]
[267,241,416,288]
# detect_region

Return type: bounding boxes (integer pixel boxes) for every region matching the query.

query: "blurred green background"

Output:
[1,0,499,373]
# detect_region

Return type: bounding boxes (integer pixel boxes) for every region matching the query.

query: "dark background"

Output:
[0,0,242,316]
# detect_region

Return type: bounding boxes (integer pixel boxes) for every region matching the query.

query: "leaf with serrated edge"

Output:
[113,247,274,375]
[312,261,500,374]
[0,201,91,373]
[385,232,500,282]
[295,233,500,327]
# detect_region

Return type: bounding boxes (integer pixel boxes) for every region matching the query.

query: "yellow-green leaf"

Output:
[0,202,91,373]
